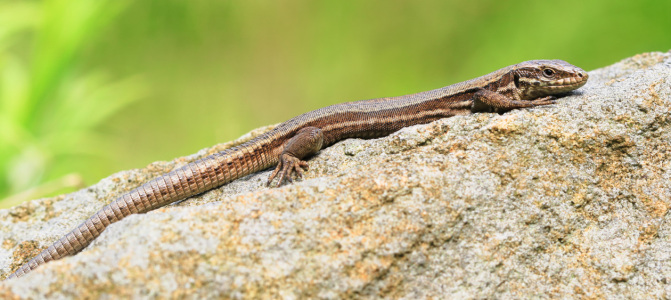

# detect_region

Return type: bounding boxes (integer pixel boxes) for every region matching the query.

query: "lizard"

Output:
[5,59,588,279]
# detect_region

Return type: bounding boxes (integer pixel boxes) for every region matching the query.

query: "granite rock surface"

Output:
[1,51,671,299]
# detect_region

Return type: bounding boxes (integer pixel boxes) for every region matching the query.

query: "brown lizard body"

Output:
[6,60,587,279]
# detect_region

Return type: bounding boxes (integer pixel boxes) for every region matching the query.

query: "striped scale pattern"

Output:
[7,59,587,279]
[8,141,280,279]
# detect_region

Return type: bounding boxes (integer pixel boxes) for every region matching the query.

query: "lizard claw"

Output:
[266,154,309,187]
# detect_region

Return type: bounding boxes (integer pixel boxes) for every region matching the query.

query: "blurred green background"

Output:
[1,0,670,208]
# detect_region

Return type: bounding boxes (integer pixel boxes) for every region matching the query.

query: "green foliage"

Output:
[0,0,144,208]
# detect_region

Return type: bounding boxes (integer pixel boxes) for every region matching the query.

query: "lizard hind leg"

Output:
[267,127,324,187]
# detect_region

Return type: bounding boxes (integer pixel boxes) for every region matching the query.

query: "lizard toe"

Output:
[268,154,309,187]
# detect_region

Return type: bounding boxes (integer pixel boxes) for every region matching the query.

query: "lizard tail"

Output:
[7,141,278,279]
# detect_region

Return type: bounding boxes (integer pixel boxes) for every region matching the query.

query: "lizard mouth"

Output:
[546,74,589,91]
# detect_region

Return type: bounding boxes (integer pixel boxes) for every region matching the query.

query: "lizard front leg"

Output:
[267,127,324,186]
[472,89,556,112]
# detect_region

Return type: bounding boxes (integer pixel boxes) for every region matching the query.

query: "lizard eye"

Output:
[543,68,555,77]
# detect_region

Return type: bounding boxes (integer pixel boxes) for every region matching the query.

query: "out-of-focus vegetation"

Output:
[0,0,144,207]
[1,0,670,208]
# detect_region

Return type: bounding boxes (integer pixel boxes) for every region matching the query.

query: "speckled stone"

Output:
[1,51,671,299]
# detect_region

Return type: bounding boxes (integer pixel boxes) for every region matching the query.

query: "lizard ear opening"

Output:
[513,73,521,88]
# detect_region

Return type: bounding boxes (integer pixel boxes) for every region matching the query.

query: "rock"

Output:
[2,51,671,299]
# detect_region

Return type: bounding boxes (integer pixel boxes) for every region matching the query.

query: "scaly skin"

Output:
[6,60,588,279]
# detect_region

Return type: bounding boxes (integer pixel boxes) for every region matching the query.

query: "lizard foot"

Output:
[530,95,557,106]
[266,154,309,187]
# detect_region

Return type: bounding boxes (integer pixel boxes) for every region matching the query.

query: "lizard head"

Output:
[513,60,588,99]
